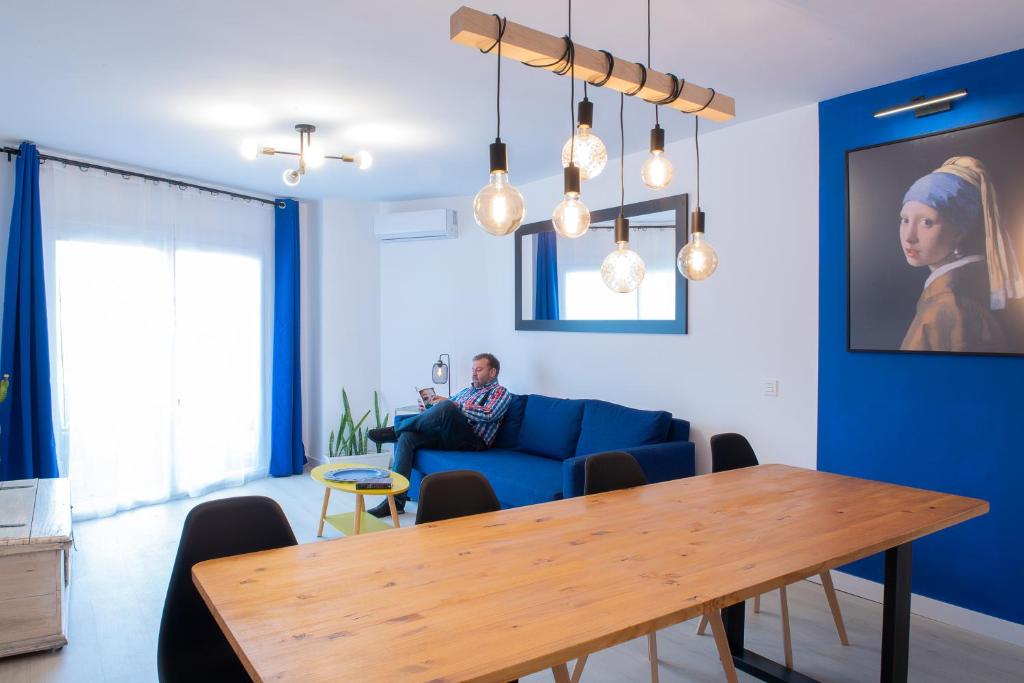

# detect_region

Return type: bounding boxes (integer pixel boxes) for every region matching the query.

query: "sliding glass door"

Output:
[41,166,274,519]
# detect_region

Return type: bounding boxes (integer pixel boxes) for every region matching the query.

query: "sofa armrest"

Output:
[561,441,696,499]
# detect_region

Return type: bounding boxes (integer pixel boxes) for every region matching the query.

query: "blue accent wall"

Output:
[819,48,1024,625]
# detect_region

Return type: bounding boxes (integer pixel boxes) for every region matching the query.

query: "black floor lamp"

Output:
[432,354,451,397]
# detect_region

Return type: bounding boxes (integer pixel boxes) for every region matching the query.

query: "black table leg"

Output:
[722,597,821,683]
[881,543,912,683]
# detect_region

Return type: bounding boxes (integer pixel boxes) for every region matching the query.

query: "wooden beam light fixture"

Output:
[450,6,735,123]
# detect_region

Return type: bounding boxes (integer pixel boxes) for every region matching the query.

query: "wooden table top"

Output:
[192,465,987,683]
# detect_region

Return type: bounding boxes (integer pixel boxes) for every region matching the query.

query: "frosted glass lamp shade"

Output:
[561,127,608,180]
[601,243,647,293]
[432,360,449,385]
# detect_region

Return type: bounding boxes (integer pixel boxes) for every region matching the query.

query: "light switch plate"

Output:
[763,379,779,397]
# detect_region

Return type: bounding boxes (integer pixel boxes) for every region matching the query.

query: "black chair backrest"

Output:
[584,451,648,495]
[415,470,501,524]
[158,496,297,683]
[710,433,760,473]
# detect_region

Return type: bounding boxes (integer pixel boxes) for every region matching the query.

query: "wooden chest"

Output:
[0,478,72,657]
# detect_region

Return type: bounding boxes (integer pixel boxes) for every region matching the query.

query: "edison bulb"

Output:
[561,127,608,180]
[552,193,591,239]
[677,232,718,280]
[641,150,674,189]
[240,139,259,160]
[354,150,373,170]
[282,168,301,187]
[601,243,646,293]
[302,143,325,169]
[474,171,526,236]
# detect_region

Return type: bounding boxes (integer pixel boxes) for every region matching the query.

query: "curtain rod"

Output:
[2,146,285,208]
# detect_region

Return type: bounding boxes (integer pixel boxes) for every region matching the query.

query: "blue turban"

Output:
[902,171,983,236]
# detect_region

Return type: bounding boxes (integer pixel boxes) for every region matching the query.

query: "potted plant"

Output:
[327,389,391,469]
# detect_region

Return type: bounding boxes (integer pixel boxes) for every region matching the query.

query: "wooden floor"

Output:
[0,472,1020,683]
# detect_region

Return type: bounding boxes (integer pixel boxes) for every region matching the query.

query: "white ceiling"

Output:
[2,1,1022,202]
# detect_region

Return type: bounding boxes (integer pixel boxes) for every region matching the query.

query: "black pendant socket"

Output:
[614,214,630,244]
[489,138,509,174]
[577,98,594,129]
[691,209,706,234]
[650,124,665,153]
[564,165,581,195]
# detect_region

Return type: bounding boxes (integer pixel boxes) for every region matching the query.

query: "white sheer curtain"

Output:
[39,163,275,520]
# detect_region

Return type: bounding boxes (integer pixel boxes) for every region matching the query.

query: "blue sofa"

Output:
[397,394,695,509]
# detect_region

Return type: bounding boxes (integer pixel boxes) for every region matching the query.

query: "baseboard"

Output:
[808,570,1024,647]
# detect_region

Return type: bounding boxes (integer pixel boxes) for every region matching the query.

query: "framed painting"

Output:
[847,113,1024,355]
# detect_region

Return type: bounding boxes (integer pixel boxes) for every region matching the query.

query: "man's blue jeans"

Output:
[392,401,485,503]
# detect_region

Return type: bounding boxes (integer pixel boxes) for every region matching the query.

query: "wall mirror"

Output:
[515,194,688,333]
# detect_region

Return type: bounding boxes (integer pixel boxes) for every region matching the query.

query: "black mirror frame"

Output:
[514,193,689,334]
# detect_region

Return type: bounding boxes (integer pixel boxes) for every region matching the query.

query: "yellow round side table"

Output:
[311,463,410,537]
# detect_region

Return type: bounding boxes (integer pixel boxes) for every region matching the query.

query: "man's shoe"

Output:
[368,426,397,444]
[367,499,403,518]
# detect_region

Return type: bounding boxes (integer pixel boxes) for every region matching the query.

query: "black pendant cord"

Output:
[569,0,575,167]
[480,15,507,140]
[695,115,700,208]
[2,146,283,207]
[620,92,625,215]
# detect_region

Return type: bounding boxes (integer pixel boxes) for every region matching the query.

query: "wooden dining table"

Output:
[192,465,987,683]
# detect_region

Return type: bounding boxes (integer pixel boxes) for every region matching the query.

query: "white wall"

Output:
[301,198,382,461]
[378,104,820,473]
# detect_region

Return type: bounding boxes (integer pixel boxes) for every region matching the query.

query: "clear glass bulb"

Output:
[302,143,325,168]
[561,127,608,180]
[282,168,301,187]
[601,243,647,293]
[641,150,674,189]
[552,193,591,239]
[677,232,718,280]
[354,150,373,170]
[474,171,526,236]
[240,139,259,161]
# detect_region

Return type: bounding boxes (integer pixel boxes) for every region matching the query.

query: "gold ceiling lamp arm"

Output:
[449,5,735,122]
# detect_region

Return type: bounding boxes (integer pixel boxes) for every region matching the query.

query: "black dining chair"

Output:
[415,470,501,524]
[157,496,298,683]
[573,451,661,683]
[696,433,850,669]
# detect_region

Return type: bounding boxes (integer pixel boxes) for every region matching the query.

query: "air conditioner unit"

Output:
[374,209,458,242]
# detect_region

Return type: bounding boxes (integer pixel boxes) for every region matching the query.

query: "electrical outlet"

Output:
[763,379,779,397]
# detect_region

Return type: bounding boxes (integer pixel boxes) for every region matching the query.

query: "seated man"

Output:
[367,353,510,517]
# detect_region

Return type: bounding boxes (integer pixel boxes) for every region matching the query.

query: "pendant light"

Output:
[473,16,526,236]
[640,0,674,190]
[552,0,591,239]
[561,87,607,180]
[602,93,646,293]
[677,116,718,280]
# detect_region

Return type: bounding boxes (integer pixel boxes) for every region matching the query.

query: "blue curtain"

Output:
[269,199,306,476]
[534,231,560,320]
[0,142,58,480]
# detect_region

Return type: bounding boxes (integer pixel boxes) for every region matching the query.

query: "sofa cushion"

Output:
[492,392,528,449]
[517,395,585,460]
[411,448,563,508]
[575,400,672,456]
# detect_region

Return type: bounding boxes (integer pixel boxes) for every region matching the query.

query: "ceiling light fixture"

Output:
[473,15,526,236]
[640,0,675,190]
[677,116,718,281]
[602,93,646,293]
[240,123,372,187]
[552,0,591,239]
[873,89,967,118]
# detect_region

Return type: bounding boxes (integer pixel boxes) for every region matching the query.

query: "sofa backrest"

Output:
[574,400,673,457]
[517,395,586,460]
[491,392,528,449]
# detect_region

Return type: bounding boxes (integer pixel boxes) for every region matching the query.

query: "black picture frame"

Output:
[845,113,1024,357]
[514,194,688,334]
